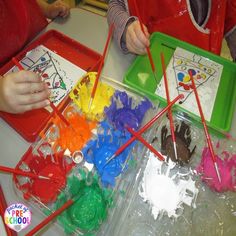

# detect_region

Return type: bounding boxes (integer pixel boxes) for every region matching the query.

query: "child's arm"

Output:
[107,0,149,55]
[36,0,70,19]
[0,71,50,113]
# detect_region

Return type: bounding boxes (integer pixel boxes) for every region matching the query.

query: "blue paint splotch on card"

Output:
[105,91,153,132]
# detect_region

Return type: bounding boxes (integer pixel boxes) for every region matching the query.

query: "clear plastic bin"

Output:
[13,74,159,235]
[111,112,236,236]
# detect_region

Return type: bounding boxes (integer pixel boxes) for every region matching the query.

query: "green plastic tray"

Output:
[123,32,236,133]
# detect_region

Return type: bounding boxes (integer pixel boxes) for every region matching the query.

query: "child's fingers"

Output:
[129,45,145,55]
[18,99,50,113]
[130,39,146,54]
[127,29,147,54]
[54,0,70,18]
[126,20,150,54]
[6,92,50,113]
[15,81,49,95]
[11,71,50,98]
[59,6,70,17]
[13,71,41,83]
[10,100,49,113]
[1,71,50,113]
[134,23,150,47]
[130,31,144,49]
[17,89,50,106]
[143,26,150,46]
[144,27,150,38]
[127,38,146,55]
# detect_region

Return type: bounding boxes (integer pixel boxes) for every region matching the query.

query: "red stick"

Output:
[0,165,50,180]
[189,71,221,182]
[106,94,184,163]
[89,24,114,108]
[25,199,74,236]
[0,185,17,236]
[126,127,165,161]
[160,52,178,159]
[12,57,24,70]
[48,100,70,126]
[133,0,156,77]
[12,57,70,127]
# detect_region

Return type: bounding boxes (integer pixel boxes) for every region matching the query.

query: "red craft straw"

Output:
[0,184,17,236]
[126,127,165,161]
[12,57,24,70]
[25,198,75,236]
[133,0,157,82]
[88,24,114,109]
[106,94,184,164]
[12,57,70,127]
[48,100,70,126]
[160,52,178,161]
[0,165,51,180]
[189,71,221,182]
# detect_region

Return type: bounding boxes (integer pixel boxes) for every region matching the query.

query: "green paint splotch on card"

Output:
[52,169,113,235]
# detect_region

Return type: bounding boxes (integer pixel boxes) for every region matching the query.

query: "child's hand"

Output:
[0,71,50,113]
[40,0,70,19]
[125,20,150,55]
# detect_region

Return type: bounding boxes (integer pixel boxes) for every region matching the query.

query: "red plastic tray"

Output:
[0,30,102,142]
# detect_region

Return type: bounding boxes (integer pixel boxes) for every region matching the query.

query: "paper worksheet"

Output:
[155,47,223,121]
[9,45,86,106]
